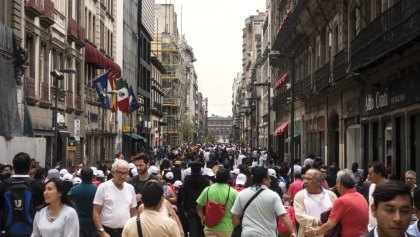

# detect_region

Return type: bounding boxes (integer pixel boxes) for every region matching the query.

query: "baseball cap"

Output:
[148,166,159,175]
[165,172,174,180]
[96,170,105,178]
[63,173,73,182]
[90,167,98,176]
[236,174,247,186]
[45,169,60,182]
[268,168,277,178]
[173,180,183,188]
[59,169,68,177]
[73,177,82,185]
[202,168,215,177]
[230,168,240,175]
[128,163,136,170]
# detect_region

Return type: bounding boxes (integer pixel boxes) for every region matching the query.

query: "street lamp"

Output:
[241,106,252,147]
[50,67,76,166]
[269,50,295,181]
[246,97,260,148]
[252,81,272,161]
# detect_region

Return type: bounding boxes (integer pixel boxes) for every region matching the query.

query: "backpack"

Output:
[2,178,36,236]
[278,206,296,233]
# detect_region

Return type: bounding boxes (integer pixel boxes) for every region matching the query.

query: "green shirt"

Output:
[196,183,238,231]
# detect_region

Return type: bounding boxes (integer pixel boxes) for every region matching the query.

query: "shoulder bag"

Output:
[136,214,143,237]
[231,188,265,237]
[320,209,342,237]
[205,185,231,227]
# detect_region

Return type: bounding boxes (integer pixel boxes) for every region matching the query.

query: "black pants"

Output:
[187,208,205,237]
[80,224,99,237]
[103,225,123,237]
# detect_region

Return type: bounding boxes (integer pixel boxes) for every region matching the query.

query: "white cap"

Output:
[165,172,174,180]
[148,166,159,175]
[173,180,183,188]
[202,168,215,177]
[90,167,98,176]
[59,169,68,177]
[63,173,73,182]
[96,170,105,178]
[73,177,82,185]
[268,168,277,178]
[130,168,138,176]
[230,168,240,175]
[183,168,191,177]
[236,174,247,186]
[128,163,136,170]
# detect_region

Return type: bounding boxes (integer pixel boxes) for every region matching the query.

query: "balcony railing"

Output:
[314,63,331,93]
[40,0,55,26]
[163,98,180,106]
[272,90,290,110]
[68,18,78,41]
[302,75,313,98]
[351,0,420,71]
[66,91,74,109]
[25,0,43,17]
[25,76,36,98]
[75,95,82,110]
[333,49,347,82]
[40,82,49,101]
[294,78,304,100]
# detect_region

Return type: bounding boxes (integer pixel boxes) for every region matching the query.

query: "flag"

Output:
[117,78,129,113]
[23,99,34,137]
[127,86,140,114]
[92,72,109,107]
[107,73,118,112]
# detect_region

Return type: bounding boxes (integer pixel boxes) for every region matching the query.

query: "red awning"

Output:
[273,121,288,136]
[274,71,289,89]
[84,43,121,77]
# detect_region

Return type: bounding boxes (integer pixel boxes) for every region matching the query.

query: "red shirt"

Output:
[329,188,369,237]
[287,179,303,201]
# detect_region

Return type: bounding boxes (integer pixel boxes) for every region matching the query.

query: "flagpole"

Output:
[129,112,132,158]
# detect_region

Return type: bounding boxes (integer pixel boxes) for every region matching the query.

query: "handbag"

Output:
[231,188,265,237]
[320,209,342,237]
[205,185,231,227]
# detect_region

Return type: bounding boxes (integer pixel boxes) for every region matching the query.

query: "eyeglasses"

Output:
[114,171,129,177]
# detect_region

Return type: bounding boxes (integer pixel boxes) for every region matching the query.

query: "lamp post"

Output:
[50,68,76,166]
[252,82,272,161]
[246,97,260,148]
[269,50,295,181]
[241,106,252,147]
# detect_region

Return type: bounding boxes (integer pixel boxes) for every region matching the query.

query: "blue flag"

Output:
[92,72,109,107]
[128,86,140,113]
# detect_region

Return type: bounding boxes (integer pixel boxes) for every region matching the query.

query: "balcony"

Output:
[39,0,55,26]
[25,76,38,105]
[294,78,304,100]
[302,76,313,98]
[68,18,78,42]
[351,0,420,72]
[25,0,43,18]
[76,26,86,47]
[39,82,51,108]
[75,95,83,114]
[272,90,290,110]
[333,50,347,82]
[314,63,331,93]
[66,91,74,112]
[163,98,180,107]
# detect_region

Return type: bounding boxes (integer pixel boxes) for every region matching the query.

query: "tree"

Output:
[206,134,216,144]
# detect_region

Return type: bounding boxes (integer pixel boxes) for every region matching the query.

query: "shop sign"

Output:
[68,138,76,151]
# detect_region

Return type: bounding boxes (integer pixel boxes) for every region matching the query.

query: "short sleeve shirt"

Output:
[93,180,137,228]
[231,186,286,237]
[329,188,369,237]
[196,183,238,231]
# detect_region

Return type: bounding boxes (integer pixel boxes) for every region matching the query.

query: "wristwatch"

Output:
[98,228,104,235]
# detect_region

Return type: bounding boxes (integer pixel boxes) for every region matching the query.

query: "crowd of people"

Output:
[0,143,418,237]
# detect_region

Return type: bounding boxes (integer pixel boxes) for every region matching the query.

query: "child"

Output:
[278,193,296,237]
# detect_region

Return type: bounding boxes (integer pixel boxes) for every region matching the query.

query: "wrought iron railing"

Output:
[314,63,330,93]
[351,0,420,71]
[333,50,347,82]
[302,75,313,98]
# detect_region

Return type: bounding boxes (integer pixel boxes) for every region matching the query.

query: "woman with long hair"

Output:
[31,178,79,237]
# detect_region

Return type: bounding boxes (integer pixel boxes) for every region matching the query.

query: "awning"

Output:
[274,71,289,89]
[273,121,288,136]
[123,133,147,142]
[285,134,301,143]
[85,43,121,77]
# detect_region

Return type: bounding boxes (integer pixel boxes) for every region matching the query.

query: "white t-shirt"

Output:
[368,183,377,231]
[237,154,246,166]
[93,180,137,228]
[231,186,286,237]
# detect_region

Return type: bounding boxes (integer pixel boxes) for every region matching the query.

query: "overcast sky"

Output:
[155,0,266,117]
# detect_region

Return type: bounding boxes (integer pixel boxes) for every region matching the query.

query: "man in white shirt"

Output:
[231,167,296,237]
[237,150,246,166]
[93,160,137,237]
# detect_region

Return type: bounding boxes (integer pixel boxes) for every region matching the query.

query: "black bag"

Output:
[2,178,36,236]
[320,209,342,237]
[231,188,265,237]
[136,214,143,237]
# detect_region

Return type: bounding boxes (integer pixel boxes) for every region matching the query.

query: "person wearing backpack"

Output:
[0,152,44,237]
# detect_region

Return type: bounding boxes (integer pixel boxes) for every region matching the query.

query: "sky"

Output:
[155,0,266,117]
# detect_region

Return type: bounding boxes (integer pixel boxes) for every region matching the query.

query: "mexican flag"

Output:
[117,79,129,113]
